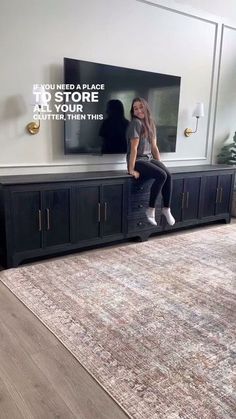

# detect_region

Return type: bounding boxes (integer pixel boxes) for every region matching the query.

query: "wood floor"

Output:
[0,281,128,419]
[1,219,235,418]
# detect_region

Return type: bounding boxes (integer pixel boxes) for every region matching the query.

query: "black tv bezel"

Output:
[63,57,181,155]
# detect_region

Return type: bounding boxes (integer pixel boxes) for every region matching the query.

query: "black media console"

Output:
[0,165,235,268]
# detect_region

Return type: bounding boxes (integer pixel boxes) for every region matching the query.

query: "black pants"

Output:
[135,159,172,208]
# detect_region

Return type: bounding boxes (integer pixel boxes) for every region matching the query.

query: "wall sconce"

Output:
[26,85,47,135]
[184,102,204,137]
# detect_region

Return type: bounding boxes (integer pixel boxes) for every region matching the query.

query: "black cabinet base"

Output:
[0,166,235,268]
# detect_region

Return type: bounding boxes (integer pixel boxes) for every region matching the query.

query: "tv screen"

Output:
[64,58,181,154]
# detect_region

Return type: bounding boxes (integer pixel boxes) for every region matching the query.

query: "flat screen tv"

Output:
[64,57,181,154]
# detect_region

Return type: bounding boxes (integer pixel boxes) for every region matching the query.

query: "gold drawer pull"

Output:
[46,208,50,230]
[220,187,223,203]
[104,202,107,221]
[38,210,42,232]
[98,203,101,222]
[186,192,189,208]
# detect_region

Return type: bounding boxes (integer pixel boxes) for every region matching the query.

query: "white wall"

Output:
[174,0,236,23]
[0,0,236,174]
[212,25,236,161]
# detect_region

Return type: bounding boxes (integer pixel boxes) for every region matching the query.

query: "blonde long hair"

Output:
[130,97,156,141]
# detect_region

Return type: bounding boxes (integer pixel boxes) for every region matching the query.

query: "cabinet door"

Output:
[216,174,232,215]
[43,189,71,247]
[200,174,232,218]
[12,191,42,252]
[171,177,201,224]
[200,175,218,218]
[171,179,184,223]
[76,185,100,241]
[102,184,124,237]
[182,177,201,221]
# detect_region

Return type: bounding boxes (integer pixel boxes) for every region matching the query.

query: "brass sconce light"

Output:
[26,85,47,135]
[27,117,41,135]
[184,102,204,137]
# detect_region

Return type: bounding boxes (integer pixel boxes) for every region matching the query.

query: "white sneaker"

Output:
[162,207,175,226]
[145,209,157,226]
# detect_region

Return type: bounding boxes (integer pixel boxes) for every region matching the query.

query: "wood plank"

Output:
[0,321,77,418]
[0,375,25,419]
[32,346,128,419]
[0,281,59,355]
[0,281,128,419]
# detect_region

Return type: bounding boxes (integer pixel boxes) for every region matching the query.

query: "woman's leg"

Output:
[135,160,168,207]
[135,159,175,226]
[149,160,172,207]
[149,160,175,225]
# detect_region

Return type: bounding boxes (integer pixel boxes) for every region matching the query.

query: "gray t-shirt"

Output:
[126,118,152,165]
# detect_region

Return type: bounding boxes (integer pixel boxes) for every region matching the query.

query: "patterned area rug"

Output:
[1,224,236,419]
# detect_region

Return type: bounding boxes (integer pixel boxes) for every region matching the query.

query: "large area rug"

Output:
[1,223,236,418]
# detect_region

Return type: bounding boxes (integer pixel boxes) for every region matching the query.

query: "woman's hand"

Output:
[129,170,140,179]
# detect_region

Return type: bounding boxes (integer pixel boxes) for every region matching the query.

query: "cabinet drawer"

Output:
[128,209,162,233]
[130,179,153,195]
[129,195,162,215]
[128,217,153,232]
[129,195,149,214]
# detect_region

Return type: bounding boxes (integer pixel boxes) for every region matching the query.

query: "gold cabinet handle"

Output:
[104,202,107,222]
[181,192,185,209]
[186,192,189,208]
[98,203,101,222]
[38,210,42,232]
[46,208,50,230]
[220,187,223,203]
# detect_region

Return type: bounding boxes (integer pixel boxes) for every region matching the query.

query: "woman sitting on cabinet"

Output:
[126,97,175,226]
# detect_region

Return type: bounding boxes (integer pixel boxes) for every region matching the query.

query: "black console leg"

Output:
[138,232,151,242]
